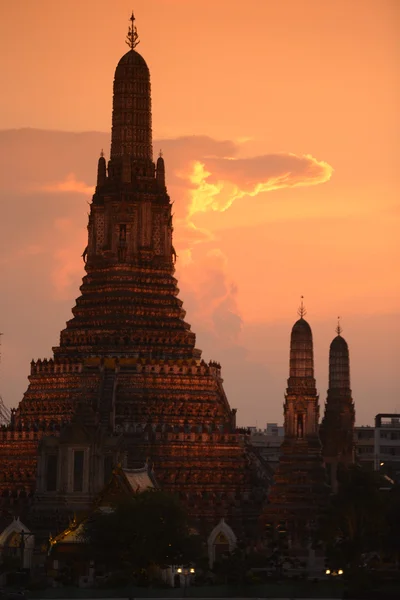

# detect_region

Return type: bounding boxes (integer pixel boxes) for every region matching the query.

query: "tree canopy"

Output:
[81,490,202,571]
[318,465,387,569]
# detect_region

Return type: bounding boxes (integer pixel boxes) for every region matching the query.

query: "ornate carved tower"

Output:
[320,320,355,492]
[0,14,266,538]
[264,301,327,543]
[57,13,191,361]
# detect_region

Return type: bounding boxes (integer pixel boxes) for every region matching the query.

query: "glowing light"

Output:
[177,568,182,573]
[338,569,344,575]
[186,154,334,224]
[188,161,225,216]
[177,152,334,257]
[325,569,331,575]
[190,568,195,573]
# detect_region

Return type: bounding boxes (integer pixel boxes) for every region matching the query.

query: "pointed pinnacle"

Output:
[336,316,342,336]
[297,295,307,318]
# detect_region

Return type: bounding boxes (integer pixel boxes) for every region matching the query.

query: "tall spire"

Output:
[156,149,166,189]
[328,322,351,392]
[110,12,152,162]
[289,302,314,383]
[96,150,107,188]
[126,11,140,50]
[264,311,327,544]
[320,321,355,490]
[56,14,186,359]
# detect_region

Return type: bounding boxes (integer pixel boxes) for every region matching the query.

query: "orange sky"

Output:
[0,0,399,426]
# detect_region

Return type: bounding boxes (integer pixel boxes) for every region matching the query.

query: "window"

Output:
[380,446,400,456]
[357,429,374,440]
[73,450,84,492]
[46,454,58,492]
[357,446,374,454]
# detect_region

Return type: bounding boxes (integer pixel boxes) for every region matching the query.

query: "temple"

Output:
[0,13,266,543]
[320,320,355,492]
[264,300,328,544]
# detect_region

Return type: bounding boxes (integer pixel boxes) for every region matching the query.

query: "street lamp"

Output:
[176,566,195,596]
[325,568,344,577]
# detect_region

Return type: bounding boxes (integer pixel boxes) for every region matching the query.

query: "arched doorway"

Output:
[214,531,231,563]
[207,519,237,568]
[0,518,34,570]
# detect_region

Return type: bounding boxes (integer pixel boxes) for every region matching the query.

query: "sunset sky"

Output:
[0,0,399,426]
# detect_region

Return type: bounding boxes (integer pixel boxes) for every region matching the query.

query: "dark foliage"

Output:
[80,490,202,573]
[383,484,400,561]
[318,465,387,569]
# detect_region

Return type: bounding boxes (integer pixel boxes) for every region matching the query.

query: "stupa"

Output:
[264,300,328,543]
[0,13,266,538]
[320,319,355,492]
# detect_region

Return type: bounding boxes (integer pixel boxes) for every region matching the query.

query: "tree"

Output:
[382,484,400,565]
[318,465,386,569]
[81,490,203,574]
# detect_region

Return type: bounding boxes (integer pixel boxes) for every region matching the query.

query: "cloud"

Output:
[0,129,397,430]
[163,140,334,263]
[41,173,95,196]
[156,137,333,228]
[177,248,243,343]
[52,245,85,297]
[50,218,87,297]
[0,128,334,306]
[184,153,333,218]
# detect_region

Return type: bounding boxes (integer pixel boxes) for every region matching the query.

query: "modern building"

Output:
[248,424,284,471]
[354,426,375,470]
[355,414,400,483]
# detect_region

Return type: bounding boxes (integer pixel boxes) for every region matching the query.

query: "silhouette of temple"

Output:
[320,320,355,492]
[0,14,267,540]
[0,14,360,563]
[264,301,328,543]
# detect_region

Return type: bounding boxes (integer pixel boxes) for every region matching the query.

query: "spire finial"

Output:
[336,316,342,336]
[126,11,140,50]
[100,149,104,158]
[159,149,163,158]
[297,296,307,318]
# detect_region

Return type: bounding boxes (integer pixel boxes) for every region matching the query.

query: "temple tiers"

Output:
[55,45,197,362]
[0,15,266,538]
[264,303,328,543]
[320,322,355,492]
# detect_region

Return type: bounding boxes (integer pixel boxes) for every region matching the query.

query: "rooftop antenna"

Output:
[126,11,140,50]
